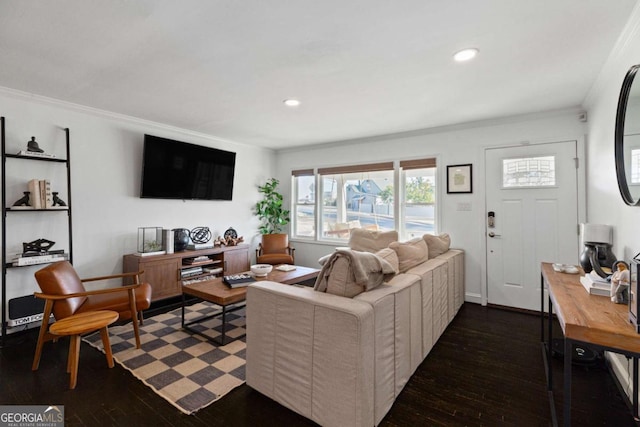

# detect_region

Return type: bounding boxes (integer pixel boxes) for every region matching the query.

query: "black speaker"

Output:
[8,295,45,319]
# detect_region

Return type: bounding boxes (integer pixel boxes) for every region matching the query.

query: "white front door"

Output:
[485,141,579,311]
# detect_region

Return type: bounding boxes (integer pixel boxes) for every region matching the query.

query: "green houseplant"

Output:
[255,178,290,234]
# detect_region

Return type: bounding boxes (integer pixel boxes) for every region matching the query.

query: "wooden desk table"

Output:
[540,262,640,426]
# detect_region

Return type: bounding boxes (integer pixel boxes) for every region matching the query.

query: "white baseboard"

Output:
[464,292,482,304]
[607,351,634,401]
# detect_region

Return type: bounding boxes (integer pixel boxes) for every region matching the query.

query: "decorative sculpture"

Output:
[173,228,190,252]
[52,192,67,206]
[23,238,55,254]
[27,136,44,153]
[610,260,630,304]
[190,226,211,244]
[213,234,244,246]
[12,191,30,206]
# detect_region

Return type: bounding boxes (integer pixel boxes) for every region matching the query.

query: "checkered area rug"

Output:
[83,301,246,415]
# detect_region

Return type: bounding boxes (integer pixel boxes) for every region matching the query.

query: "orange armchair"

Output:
[32,261,152,370]
[256,233,295,265]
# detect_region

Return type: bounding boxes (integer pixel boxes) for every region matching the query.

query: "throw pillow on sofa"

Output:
[422,233,451,259]
[375,247,399,274]
[389,238,429,273]
[348,228,398,253]
[314,250,397,297]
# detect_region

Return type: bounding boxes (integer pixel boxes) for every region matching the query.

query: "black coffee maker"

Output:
[579,224,616,278]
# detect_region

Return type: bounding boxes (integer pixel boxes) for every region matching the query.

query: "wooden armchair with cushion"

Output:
[32,261,152,371]
[256,233,295,265]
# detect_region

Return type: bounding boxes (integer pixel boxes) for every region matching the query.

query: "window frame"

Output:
[291,158,438,242]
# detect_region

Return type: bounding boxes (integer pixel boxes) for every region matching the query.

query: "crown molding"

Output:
[583,2,640,108]
[278,107,584,154]
[0,85,263,150]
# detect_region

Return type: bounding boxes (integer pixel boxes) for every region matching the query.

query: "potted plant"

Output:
[254,178,294,265]
[255,178,290,234]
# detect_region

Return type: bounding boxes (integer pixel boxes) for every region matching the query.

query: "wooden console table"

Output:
[540,262,640,426]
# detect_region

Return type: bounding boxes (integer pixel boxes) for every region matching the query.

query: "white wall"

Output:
[0,89,275,317]
[275,110,587,304]
[582,3,640,402]
[583,7,640,259]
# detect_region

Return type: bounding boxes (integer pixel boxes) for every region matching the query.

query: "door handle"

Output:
[488,232,502,238]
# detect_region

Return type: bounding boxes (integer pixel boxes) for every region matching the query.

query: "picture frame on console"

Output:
[447,163,473,194]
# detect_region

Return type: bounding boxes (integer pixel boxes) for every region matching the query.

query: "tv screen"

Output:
[140,134,236,200]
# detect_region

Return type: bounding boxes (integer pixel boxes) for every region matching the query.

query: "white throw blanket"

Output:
[314,249,396,293]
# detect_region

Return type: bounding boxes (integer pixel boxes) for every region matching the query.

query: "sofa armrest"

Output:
[246,281,375,427]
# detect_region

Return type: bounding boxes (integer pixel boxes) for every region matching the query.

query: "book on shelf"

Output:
[40,179,52,208]
[16,150,56,159]
[186,243,214,250]
[12,253,69,266]
[579,275,611,297]
[183,255,212,265]
[223,274,256,288]
[182,274,218,285]
[581,271,611,287]
[181,266,203,277]
[27,179,41,209]
[19,249,65,257]
[203,267,223,274]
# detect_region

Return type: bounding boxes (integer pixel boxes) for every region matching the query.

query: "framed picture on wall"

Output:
[447,164,472,194]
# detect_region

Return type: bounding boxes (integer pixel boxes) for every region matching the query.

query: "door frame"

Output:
[479,137,587,306]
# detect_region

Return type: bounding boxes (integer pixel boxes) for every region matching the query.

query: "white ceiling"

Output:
[0,1,636,149]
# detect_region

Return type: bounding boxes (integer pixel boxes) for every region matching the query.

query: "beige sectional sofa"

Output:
[246,233,464,427]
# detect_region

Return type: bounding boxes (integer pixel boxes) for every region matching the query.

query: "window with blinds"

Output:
[291,158,437,241]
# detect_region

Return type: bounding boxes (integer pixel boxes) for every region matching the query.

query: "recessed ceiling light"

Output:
[283,99,300,107]
[453,48,479,62]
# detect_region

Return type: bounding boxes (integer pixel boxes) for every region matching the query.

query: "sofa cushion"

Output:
[349,228,398,253]
[315,250,396,297]
[375,247,399,275]
[389,238,429,273]
[422,233,451,259]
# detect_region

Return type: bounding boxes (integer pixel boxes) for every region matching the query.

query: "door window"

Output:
[502,156,556,188]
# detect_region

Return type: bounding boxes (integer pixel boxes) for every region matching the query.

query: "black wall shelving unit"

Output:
[1,116,73,346]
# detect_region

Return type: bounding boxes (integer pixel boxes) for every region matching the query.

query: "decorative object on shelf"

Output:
[12,191,30,206]
[579,224,616,278]
[23,238,55,254]
[190,226,211,244]
[611,260,630,304]
[137,227,164,255]
[255,178,290,234]
[213,234,244,247]
[27,136,44,153]
[173,228,190,252]
[52,192,67,206]
[224,235,244,246]
[224,227,238,239]
[163,229,174,254]
[446,164,473,194]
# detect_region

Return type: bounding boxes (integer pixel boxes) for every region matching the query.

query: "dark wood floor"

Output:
[1,302,636,426]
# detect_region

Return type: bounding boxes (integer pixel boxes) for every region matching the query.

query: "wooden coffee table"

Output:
[181,265,319,345]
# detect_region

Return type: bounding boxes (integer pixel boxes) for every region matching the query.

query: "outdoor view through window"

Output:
[292,160,436,241]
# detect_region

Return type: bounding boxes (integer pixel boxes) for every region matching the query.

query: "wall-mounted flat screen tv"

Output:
[140,134,236,201]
